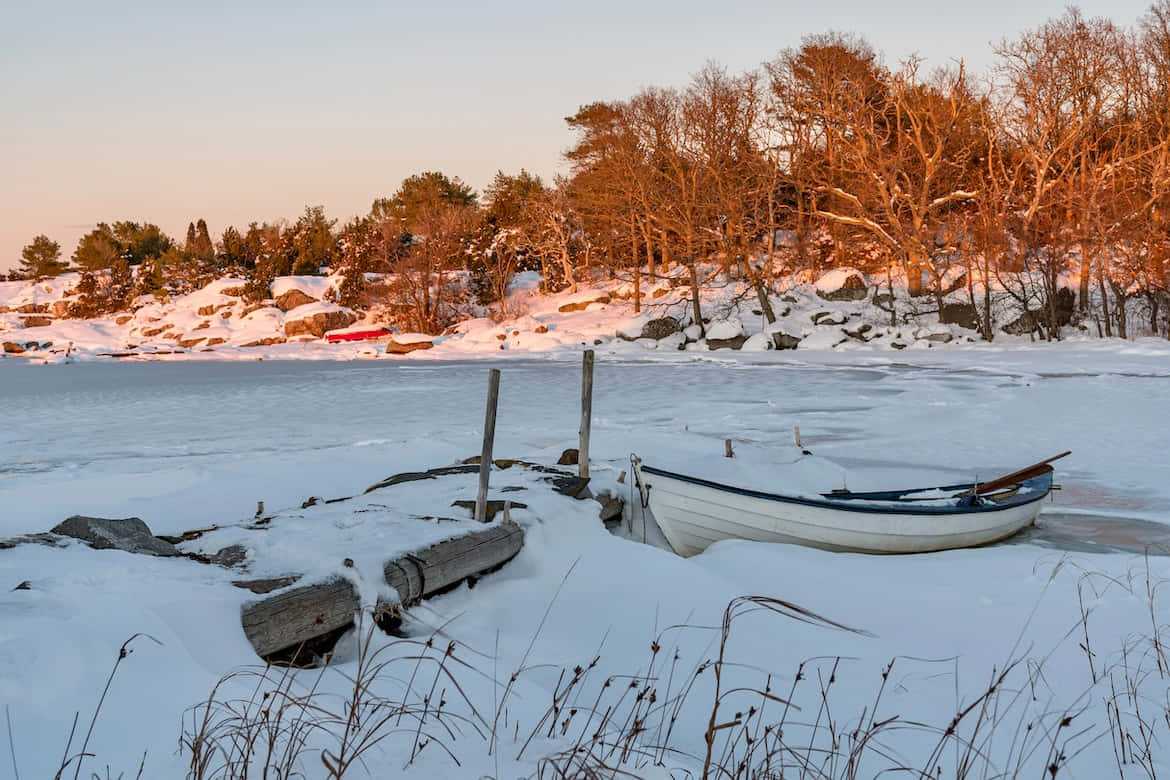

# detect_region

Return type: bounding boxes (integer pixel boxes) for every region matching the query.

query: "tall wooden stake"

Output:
[475,368,501,524]
[579,349,594,479]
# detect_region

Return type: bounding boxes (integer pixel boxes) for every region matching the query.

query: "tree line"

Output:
[12,4,1170,338]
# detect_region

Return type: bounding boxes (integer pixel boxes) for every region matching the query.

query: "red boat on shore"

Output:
[324,327,394,343]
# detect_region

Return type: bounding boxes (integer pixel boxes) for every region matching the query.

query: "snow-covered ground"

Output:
[2,350,1170,777]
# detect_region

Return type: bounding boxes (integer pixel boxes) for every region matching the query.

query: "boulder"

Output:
[220,285,246,297]
[50,300,71,318]
[815,270,869,301]
[920,332,953,343]
[558,293,611,312]
[843,323,873,341]
[22,316,53,328]
[384,339,434,354]
[16,303,48,314]
[283,305,358,338]
[241,336,286,347]
[3,341,26,354]
[51,515,179,557]
[275,289,318,312]
[205,337,226,347]
[940,302,979,330]
[811,311,848,326]
[115,315,133,325]
[772,332,801,350]
[641,316,682,340]
[707,334,748,350]
[557,448,579,465]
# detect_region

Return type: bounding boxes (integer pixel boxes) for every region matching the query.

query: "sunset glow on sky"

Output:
[0,0,1154,271]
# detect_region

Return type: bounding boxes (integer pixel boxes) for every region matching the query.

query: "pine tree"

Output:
[18,235,68,279]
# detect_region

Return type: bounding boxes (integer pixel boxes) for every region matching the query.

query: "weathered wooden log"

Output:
[240,523,525,661]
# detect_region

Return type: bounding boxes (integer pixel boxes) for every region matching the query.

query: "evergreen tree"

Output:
[18,235,68,279]
[72,224,120,272]
[194,219,215,264]
[288,206,338,275]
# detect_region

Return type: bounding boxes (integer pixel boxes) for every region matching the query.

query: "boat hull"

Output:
[635,464,1050,556]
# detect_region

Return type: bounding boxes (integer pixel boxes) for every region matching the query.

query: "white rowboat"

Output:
[632,456,1056,556]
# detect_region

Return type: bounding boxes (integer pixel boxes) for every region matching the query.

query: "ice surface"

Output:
[2,344,1170,777]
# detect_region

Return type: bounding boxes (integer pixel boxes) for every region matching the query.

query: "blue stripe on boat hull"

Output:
[638,465,1052,516]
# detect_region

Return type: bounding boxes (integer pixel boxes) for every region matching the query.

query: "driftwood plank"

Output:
[240,523,525,661]
[241,577,358,658]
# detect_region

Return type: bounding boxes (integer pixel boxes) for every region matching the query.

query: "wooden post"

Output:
[579,349,594,478]
[725,438,734,458]
[475,368,501,524]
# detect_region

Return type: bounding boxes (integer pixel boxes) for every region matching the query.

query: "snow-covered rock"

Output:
[814,268,869,301]
[283,302,357,339]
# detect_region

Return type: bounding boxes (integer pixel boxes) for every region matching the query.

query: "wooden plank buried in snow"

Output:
[240,522,524,661]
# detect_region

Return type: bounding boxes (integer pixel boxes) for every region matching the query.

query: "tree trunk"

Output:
[688,262,703,335]
[905,251,926,297]
[1098,269,1112,338]
[741,257,776,325]
[1109,280,1127,339]
[1078,255,1092,314]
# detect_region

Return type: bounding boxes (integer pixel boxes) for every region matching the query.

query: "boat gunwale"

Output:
[638,464,1053,516]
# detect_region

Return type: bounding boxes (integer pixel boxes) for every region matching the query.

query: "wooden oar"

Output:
[955,451,1071,497]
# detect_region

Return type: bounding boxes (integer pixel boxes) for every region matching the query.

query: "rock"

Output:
[641,316,682,340]
[599,497,623,526]
[3,341,26,354]
[940,302,979,330]
[843,323,873,341]
[652,287,670,299]
[920,332,953,343]
[211,544,248,567]
[558,293,611,312]
[141,325,168,337]
[535,324,549,333]
[275,289,318,311]
[708,334,748,350]
[812,311,848,326]
[283,306,358,338]
[51,515,179,557]
[683,324,703,342]
[194,321,211,330]
[178,336,206,348]
[115,315,133,325]
[22,316,53,327]
[0,532,64,551]
[816,271,869,301]
[772,332,801,350]
[17,303,48,314]
[221,285,246,297]
[241,337,285,347]
[557,448,579,465]
[1002,311,1037,336]
[205,337,226,347]
[890,341,908,350]
[384,339,434,354]
[51,301,71,318]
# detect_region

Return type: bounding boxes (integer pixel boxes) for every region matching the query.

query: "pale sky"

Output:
[0,0,1156,272]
